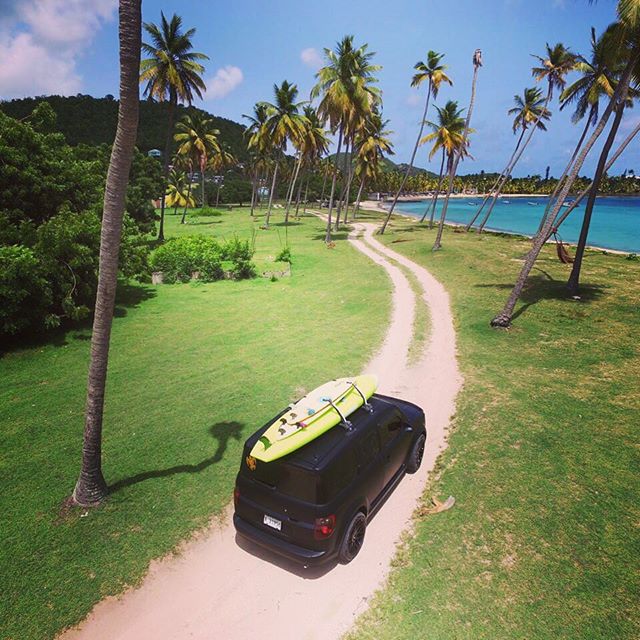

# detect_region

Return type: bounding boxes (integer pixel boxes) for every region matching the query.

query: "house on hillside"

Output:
[147,149,162,159]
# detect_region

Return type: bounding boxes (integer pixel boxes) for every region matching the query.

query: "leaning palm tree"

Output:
[418,101,468,228]
[259,81,307,226]
[473,87,551,233]
[140,12,208,241]
[379,51,452,234]
[491,8,640,327]
[432,49,482,251]
[535,25,620,233]
[312,35,381,242]
[174,112,221,209]
[73,0,141,506]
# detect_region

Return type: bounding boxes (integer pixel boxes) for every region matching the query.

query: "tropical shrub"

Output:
[149,235,256,283]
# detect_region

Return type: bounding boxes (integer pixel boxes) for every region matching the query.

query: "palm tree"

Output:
[473,87,551,232]
[73,0,141,506]
[352,111,394,217]
[259,81,307,226]
[491,13,639,327]
[174,112,220,209]
[432,49,482,251]
[140,12,208,241]
[536,25,620,233]
[418,101,468,228]
[166,166,194,221]
[380,51,452,234]
[567,21,639,295]
[243,103,270,216]
[312,36,381,242]
[209,145,236,206]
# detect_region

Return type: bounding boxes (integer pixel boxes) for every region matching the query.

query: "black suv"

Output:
[233,393,426,565]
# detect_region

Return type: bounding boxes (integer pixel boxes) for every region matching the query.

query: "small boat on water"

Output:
[502,200,510,204]
[468,202,476,205]
[528,202,537,205]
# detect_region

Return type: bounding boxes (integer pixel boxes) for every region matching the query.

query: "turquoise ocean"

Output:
[394,196,640,253]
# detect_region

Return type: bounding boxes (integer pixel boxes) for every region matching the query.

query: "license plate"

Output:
[263,514,282,531]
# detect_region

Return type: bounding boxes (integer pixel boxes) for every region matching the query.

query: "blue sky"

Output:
[1,0,637,177]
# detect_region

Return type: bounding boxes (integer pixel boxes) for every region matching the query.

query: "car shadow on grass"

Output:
[108,421,244,494]
[475,272,607,322]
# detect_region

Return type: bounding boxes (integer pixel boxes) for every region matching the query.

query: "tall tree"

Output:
[140,13,208,241]
[418,101,468,228]
[312,35,381,243]
[259,81,307,227]
[567,21,639,295]
[432,49,482,250]
[474,87,551,232]
[73,0,141,506]
[174,112,220,209]
[380,51,452,234]
[491,9,639,327]
[243,103,270,217]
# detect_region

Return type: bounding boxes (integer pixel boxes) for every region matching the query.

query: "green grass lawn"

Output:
[346,212,640,640]
[0,207,391,640]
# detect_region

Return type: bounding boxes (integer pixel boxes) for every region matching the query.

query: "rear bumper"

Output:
[233,513,332,565]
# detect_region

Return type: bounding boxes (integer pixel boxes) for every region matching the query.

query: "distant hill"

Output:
[0,94,247,160]
[330,152,436,177]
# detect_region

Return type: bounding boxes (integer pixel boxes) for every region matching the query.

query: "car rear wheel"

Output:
[338,512,366,564]
[406,433,426,474]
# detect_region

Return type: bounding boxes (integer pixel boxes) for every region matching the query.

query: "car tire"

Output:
[338,511,367,564]
[406,433,426,474]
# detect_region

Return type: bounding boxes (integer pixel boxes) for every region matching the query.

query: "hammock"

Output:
[552,230,573,264]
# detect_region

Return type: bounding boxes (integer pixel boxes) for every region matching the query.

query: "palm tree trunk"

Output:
[335,138,351,230]
[490,54,637,327]
[433,55,481,250]
[353,177,365,219]
[466,127,526,231]
[325,126,344,243]
[181,172,193,224]
[546,117,640,240]
[320,166,328,206]
[421,149,445,225]
[285,153,303,223]
[73,0,141,506]
[302,174,310,215]
[567,104,625,296]
[265,161,279,226]
[537,114,593,234]
[201,160,206,209]
[249,167,257,216]
[158,94,176,242]
[380,79,433,234]
[341,148,357,225]
[215,183,221,206]
[294,168,305,218]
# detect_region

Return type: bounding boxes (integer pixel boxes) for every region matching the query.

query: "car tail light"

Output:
[233,485,240,508]
[314,514,336,539]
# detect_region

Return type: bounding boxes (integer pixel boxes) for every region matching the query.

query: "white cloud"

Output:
[300,47,323,70]
[204,65,244,100]
[0,0,116,98]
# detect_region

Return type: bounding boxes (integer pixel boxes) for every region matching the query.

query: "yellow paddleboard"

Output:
[250,374,378,463]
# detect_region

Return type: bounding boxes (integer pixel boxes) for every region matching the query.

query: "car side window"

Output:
[378,418,402,448]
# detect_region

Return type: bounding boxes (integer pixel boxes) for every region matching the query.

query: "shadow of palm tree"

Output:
[109,421,244,494]
[475,272,607,321]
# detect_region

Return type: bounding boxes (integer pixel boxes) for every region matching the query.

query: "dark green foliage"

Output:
[275,246,292,263]
[0,245,51,335]
[73,143,162,233]
[0,108,150,339]
[0,95,248,161]
[149,235,255,283]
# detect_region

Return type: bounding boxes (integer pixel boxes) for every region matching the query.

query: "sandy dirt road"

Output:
[61,222,462,640]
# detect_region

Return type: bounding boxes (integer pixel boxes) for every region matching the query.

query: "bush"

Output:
[149,235,255,283]
[275,246,292,263]
[0,245,51,335]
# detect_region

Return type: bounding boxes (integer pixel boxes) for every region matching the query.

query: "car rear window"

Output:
[243,456,318,503]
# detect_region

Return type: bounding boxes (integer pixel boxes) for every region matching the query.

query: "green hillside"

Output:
[330,151,436,177]
[0,94,247,161]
